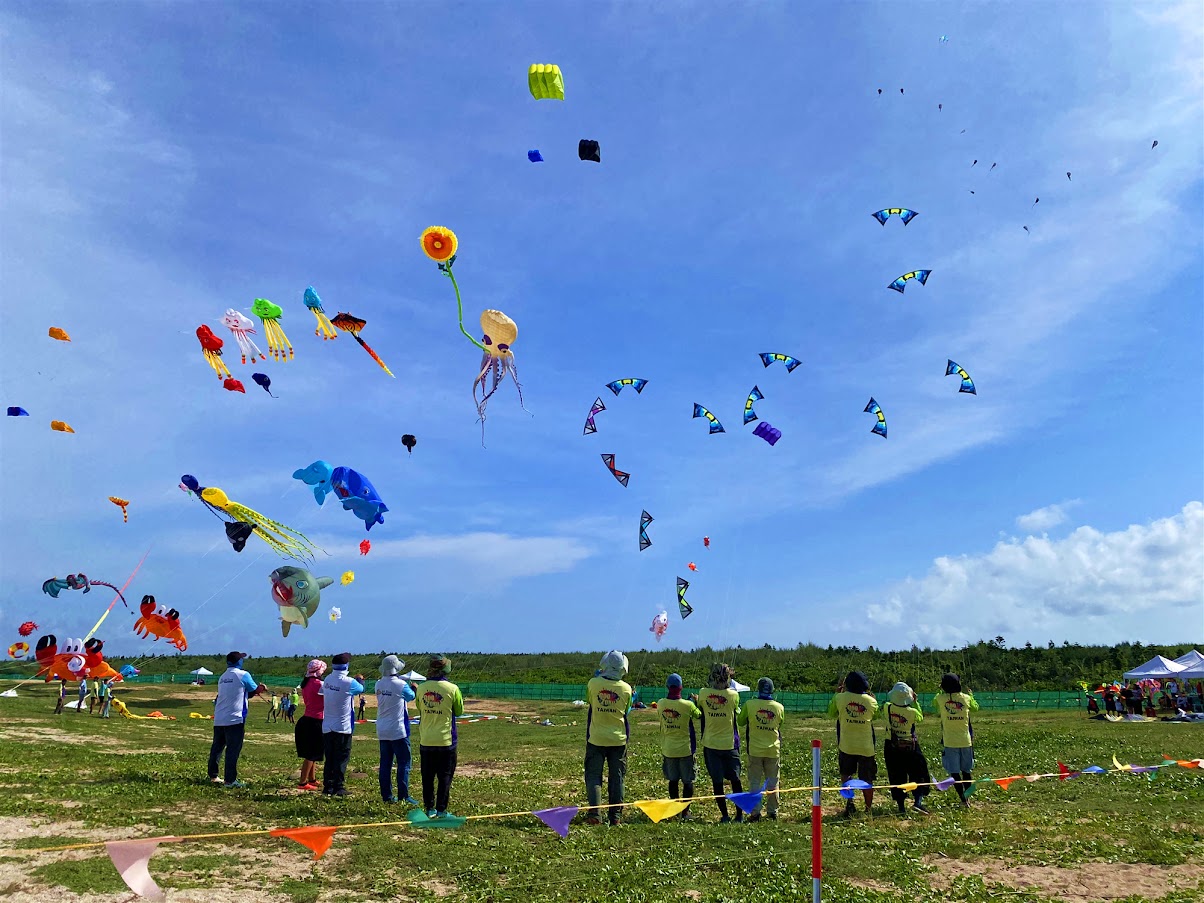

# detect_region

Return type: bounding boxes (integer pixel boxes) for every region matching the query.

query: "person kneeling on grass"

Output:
[883,682,931,815]
[656,673,700,821]
[829,670,879,817]
[377,655,417,804]
[583,651,633,826]
[209,650,266,789]
[935,673,978,807]
[737,677,785,821]
[321,652,364,797]
[699,663,745,823]
[417,655,465,819]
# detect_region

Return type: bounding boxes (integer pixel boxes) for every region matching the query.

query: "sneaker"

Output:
[719,815,732,824]
[223,781,247,789]
[332,789,349,797]
[384,796,398,803]
[302,783,320,791]
[584,816,603,826]
[679,811,694,822]
[404,797,420,806]
[210,777,224,785]
[839,804,856,819]
[914,801,931,815]
[608,817,621,827]
[897,803,908,816]
[434,810,447,819]
[427,810,438,819]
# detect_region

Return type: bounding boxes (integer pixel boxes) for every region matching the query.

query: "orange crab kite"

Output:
[34,635,123,682]
[133,595,188,651]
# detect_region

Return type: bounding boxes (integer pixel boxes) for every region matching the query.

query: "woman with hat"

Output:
[415,655,464,818]
[934,673,978,806]
[699,662,745,823]
[583,651,633,826]
[295,659,326,791]
[827,670,879,817]
[883,682,931,815]
[376,655,417,804]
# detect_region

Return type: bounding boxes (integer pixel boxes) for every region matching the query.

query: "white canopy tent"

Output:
[730,680,751,693]
[1173,650,1204,679]
[400,670,426,682]
[1122,655,1186,680]
[190,667,213,676]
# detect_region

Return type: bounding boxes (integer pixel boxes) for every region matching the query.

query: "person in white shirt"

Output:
[208,651,266,788]
[376,655,417,803]
[321,652,364,797]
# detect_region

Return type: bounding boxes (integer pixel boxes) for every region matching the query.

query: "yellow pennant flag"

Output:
[897,782,918,792]
[1112,756,1133,773]
[633,799,690,823]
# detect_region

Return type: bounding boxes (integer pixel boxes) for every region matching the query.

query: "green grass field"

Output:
[0,682,1201,902]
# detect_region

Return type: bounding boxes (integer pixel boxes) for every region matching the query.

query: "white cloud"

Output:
[862,502,1203,647]
[1015,501,1080,533]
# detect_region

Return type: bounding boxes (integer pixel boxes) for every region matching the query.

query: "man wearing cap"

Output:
[828,670,879,817]
[656,673,700,821]
[377,655,417,804]
[699,663,745,823]
[884,682,931,815]
[416,655,464,818]
[208,651,266,788]
[584,650,633,826]
[321,653,364,797]
[737,677,785,821]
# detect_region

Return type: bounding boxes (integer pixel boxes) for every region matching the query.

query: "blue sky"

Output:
[1,2,1201,663]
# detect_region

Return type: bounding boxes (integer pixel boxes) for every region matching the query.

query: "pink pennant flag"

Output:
[106,837,178,901]
[270,826,338,860]
[533,806,578,838]
[1024,774,1042,783]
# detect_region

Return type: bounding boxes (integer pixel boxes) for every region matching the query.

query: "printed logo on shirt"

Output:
[705,693,729,708]
[889,711,908,728]
[662,708,681,723]
[423,691,444,707]
[597,689,620,705]
[944,700,965,716]
[755,708,777,725]
[845,701,868,719]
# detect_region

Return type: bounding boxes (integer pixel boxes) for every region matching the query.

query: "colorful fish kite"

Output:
[606,378,647,396]
[401,434,417,454]
[945,360,977,395]
[752,421,782,445]
[578,139,601,163]
[888,270,931,293]
[252,373,275,397]
[528,64,564,100]
[222,309,265,364]
[583,397,606,435]
[692,403,725,434]
[864,398,887,438]
[650,610,668,641]
[676,577,693,619]
[196,325,232,379]
[48,327,71,342]
[331,312,394,377]
[359,539,371,556]
[639,510,653,551]
[601,453,629,488]
[7,407,28,416]
[251,298,294,362]
[303,287,338,340]
[743,386,764,425]
[872,208,918,226]
[50,420,75,433]
[109,497,129,523]
[223,378,246,394]
[759,353,801,372]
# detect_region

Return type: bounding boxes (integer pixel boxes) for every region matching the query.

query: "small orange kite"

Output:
[48,327,71,342]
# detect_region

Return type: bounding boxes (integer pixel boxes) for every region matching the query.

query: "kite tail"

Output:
[310,309,338,340]
[354,335,395,378]
[444,265,487,354]
[89,581,129,609]
[508,358,531,415]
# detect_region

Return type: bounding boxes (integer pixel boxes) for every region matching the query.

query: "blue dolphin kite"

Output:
[330,466,388,531]
[292,460,335,505]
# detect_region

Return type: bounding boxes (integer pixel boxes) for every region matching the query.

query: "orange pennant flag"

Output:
[993,777,1020,790]
[633,799,690,823]
[1178,759,1202,769]
[270,826,338,860]
[106,837,178,901]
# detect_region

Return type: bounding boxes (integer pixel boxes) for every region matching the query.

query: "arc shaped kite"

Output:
[303,287,338,340]
[872,208,918,226]
[759,353,801,373]
[888,270,931,293]
[864,398,887,438]
[692,403,725,434]
[753,421,782,445]
[743,386,765,426]
[583,397,606,436]
[676,577,693,619]
[528,64,564,100]
[945,360,977,395]
[606,378,647,396]
[109,497,129,523]
[250,298,294,362]
[196,326,232,379]
[639,510,653,552]
[331,312,394,377]
[222,309,265,364]
[601,454,629,488]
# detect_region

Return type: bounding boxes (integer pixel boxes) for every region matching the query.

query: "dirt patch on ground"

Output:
[461,698,540,716]
[456,761,513,778]
[0,725,177,754]
[924,856,1204,901]
[419,877,458,896]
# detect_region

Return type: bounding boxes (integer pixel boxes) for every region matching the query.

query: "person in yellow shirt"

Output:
[883,682,931,815]
[934,673,978,806]
[698,663,745,823]
[656,673,701,821]
[415,655,465,818]
[827,670,879,817]
[736,677,785,821]
[583,650,633,826]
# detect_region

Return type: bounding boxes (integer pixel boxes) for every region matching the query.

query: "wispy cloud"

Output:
[1015,501,1080,533]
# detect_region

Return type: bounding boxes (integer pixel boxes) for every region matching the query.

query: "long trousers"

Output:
[323,731,353,793]
[208,723,246,784]
[747,755,781,815]
[584,742,627,822]
[420,745,457,812]
[884,740,932,804]
[378,738,412,801]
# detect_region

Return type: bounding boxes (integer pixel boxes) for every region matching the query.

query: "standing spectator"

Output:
[883,682,931,815]
[417,655,465,819]
[76,679,88,714]
[357,694,367,723]
[582,651,633,826]
[699,663,745,823]
[829,671,879,817]
[287,687,300,724]
[1103,687,1117,715]
[265,692,277,723]
[656,673,700,821]
[208,651,266,788]
[100,679,114,719]
[88,680,98,715]
[295,660,326,791]
[934,673,979,807]
[321,653,364,797]
[737,677,785,821]
[376,655,416,804]
[54,678,67,714]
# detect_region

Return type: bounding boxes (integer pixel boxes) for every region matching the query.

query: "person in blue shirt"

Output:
[208,651,266,788]
[376,655,417,803]
[321,652,365,797]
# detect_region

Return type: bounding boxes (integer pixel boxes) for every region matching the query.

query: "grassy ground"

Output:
[0,682,1201,903]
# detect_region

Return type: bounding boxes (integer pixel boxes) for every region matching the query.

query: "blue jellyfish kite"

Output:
[888,270,931,293]
[945,360,976,395]
[864,398,887,438]
[872,208,918,226]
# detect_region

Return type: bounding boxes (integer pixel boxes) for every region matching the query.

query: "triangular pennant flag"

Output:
[839,779,872,800]
[534,806,578,838]
[1112,755,1133,774]
[1130,765,1158,774]
[1179,759,1203,769]
[1057,762,1079,781]
[270,826,338,860]
[994,777,1020,790]
[934,777,956,791]
[106,838,178,901]
[726,781,768,815]
[1024,774,1042,783]
[898,782,918,792]
[1082,765,1106,774]
[964,780,977,798]
[634,799,690,823]
[407,810,467,829]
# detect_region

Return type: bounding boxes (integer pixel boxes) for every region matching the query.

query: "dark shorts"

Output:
[295,715,324,761]
[662,755,697,783]
[838,751,878,783]
[703,747,742,781]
